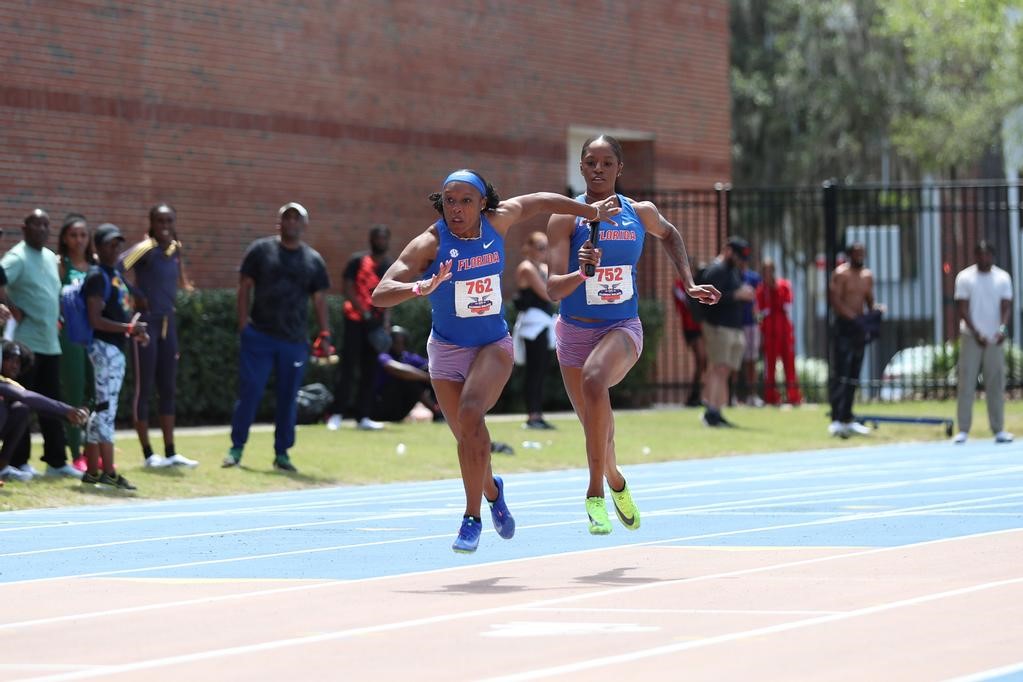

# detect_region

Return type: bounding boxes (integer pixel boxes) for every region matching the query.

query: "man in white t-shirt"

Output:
[953,241,1014,444]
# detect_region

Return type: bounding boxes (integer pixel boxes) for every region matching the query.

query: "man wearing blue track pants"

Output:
[223,203,331,473]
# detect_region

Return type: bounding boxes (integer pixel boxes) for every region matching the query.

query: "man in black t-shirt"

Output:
[223,203,331,473]
[326,224,392,431]
[697,236,755,427]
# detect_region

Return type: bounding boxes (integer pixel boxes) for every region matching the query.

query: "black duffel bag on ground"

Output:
[296,383,335,425]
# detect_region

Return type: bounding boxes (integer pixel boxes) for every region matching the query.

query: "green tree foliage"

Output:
[881,0,1023,172]
[731,0,903,185]
[731,0,1022,184]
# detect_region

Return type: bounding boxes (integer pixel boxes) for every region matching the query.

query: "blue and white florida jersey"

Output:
[559,194,645,325]
[422,215,509,347]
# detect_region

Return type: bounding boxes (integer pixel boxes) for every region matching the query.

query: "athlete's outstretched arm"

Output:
[544,212,599,302]
[634,201,720,305]
[371,228,451,308]
[490,193,619,234]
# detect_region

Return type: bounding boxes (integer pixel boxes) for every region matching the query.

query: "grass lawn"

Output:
[3,399,1018,512]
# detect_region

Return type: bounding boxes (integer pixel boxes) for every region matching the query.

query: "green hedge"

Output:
[119,290,667,426]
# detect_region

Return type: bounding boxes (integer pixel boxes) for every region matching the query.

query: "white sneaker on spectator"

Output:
[19,463,40,476]
[952,431,968,444]
[165,454,199,468]
[145,454,171,468]
[46,463,84,479]
[994,431,1014,444]
[326,414,342,431]
[827,421,848,437]
[1,465,33,481]
[847,422,871,436]
[357,417,384,431]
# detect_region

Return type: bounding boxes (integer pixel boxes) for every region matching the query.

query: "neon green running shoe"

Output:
[585,496,612,535]
[609,478,640,530]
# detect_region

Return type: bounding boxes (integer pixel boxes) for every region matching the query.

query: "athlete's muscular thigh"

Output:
[582,329,638,389]
[462,343,514,414]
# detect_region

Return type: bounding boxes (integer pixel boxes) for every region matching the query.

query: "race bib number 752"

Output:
[455,274,503,317]
[584,265,634,305]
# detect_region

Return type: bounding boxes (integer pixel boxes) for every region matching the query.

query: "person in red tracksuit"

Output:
[756,258,802,406]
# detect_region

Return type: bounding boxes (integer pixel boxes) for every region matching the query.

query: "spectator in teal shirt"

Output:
[0,209,80,478]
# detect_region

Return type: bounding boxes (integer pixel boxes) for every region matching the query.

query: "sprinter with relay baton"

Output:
[546,134,720,535]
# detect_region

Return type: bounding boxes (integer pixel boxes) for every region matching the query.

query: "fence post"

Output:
[822,180,838,399]
[714,182,730,252]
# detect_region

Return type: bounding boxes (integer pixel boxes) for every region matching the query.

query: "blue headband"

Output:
[442,170,487,197]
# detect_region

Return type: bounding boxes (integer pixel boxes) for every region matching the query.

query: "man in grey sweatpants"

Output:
[953,241,1014,445]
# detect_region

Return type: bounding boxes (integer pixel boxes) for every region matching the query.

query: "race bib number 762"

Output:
[455,274,503,318]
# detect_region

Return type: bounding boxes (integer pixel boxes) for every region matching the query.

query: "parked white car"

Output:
[878,344,956,401]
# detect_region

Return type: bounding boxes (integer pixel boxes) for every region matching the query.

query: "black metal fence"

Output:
[636,181,1023,405]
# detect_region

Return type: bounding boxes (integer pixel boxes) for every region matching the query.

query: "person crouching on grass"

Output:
[0,341,89,482]
[81,224,150,491]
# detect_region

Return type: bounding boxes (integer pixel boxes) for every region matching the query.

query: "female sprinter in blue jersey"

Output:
[547,135,720,535]
[372,170,621,554]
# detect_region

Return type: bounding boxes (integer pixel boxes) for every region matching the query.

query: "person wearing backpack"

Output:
[79,223,150,491]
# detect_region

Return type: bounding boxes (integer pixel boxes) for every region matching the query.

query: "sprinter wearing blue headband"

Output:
[372,169,621,554]
[546,135,721,536]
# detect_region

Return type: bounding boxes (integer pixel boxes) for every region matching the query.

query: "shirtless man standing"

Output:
[828,242,878,437]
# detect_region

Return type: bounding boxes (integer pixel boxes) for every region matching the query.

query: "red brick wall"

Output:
[1,0,729,279]
[1,0,730,396]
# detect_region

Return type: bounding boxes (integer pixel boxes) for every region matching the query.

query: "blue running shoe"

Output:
[488,476,516,540]
[452,516,482,553]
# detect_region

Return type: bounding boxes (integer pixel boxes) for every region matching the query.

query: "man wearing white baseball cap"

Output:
[223,202,331,473]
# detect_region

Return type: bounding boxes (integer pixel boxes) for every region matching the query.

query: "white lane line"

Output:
[944,659,1023,682]
[3,487,1020,587]
[644,489,1023,523]
[0,665,102,672]
[8,463,1019,561]
[14,527,1022,682]
[0,511,444,559]
[638,466,1023,515]
[0,581,344,632]
[693,511,1023,518]
[523,607,845,616]
[0,488,462,534]
[5,451,1013,533]
[482,576,1023,681]
[0,470,858,533]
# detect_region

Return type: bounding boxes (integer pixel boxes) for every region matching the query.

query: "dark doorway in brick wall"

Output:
[617,139,655,197]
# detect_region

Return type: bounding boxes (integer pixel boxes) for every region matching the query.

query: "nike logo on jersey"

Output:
[483,240,495,249]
